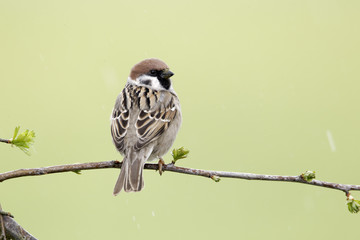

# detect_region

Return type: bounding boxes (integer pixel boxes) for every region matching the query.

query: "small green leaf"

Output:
[211,175,221,182]
[301,170,316,182]
[12,126,20,141]
[346,195,360,214]
[11,126,35,155]
[347,201,360,213]
[171,147,190,164]
[72,170,82,175]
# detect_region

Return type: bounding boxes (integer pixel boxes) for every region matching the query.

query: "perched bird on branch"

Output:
[111,58,182,194]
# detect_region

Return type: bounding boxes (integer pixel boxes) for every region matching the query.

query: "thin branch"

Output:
[0,204,6,240]
[3,216,37,240]
[0,161,359,194]
[0,139,10,144]
[0,204,36,240]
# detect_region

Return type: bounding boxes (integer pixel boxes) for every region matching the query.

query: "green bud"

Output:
[211,175,221,182]
[10,126,36,155]
[171,147,190,164]
[301,170,316,182]
[72,170,82,175]
[347,195,360,214]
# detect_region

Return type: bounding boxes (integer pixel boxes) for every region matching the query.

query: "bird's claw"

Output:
[158,158,165,176]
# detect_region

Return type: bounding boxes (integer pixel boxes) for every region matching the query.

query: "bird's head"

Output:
[129,58,174,91]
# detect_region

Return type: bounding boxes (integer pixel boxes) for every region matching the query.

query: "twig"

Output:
[0,212,13,219]
[0,161,359,194]
[3,216,37,240]
[0,204,6,240]
[0,139,10,144]
[0,204,36,240]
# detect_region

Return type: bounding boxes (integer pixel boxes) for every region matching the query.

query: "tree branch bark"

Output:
[0,160,359,194]
[0,204,6,240]
[0,139,10,144]
[3,215,37,240]
[0,204,37,240]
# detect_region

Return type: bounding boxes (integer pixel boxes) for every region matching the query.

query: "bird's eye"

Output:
[150,70,157,75]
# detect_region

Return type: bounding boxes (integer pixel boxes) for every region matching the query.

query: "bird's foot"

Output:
[157,158,165,176]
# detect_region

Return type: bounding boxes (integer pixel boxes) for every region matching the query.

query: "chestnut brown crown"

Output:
[130,58,169,80]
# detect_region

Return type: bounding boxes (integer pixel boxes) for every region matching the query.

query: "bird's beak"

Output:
[161,69,174,79]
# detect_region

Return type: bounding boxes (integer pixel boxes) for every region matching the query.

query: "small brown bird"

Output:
[110,58,182,195]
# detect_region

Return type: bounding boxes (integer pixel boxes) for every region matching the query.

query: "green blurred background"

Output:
[1,0,360,239]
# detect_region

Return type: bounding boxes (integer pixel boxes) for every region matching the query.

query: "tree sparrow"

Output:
[111,58,182,194]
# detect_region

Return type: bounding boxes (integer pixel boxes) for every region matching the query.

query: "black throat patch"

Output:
[158,77,171,90]
[147,69,171,90]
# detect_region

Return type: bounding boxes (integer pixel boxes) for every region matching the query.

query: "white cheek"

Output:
[135,75,165,91]
[127,75,175,93]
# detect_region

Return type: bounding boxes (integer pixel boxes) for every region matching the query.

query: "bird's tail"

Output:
[113,148,152,195]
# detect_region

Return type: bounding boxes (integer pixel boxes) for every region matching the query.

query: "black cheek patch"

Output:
[141,80,152,86]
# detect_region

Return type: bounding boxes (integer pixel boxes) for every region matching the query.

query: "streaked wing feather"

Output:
[134,92,177,150]
[111,87,131,152]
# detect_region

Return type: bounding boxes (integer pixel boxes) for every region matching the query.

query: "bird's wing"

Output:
[111,87,132,153]
[134,88,177,150]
